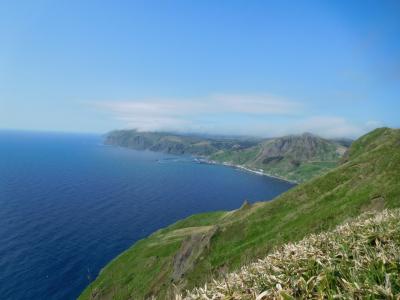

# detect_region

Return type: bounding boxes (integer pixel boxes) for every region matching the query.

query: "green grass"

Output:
[108,130,345,183]
[210,143,342,183]
[79,211,225,300]
[209,146,261,165]
[184,209,400,299]
[260,160,338,182]
[79,128,400,300]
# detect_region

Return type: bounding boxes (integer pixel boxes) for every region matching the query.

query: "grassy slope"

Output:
[80,211,226,300]
[210,135,344,182]
[107,130,345,183]
[80,128,400,300]
[105,130,260,157]
[184,209,400,299]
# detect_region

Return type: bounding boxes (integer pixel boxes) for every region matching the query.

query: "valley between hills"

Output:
[104,130,350,183]
[79,127,400,299]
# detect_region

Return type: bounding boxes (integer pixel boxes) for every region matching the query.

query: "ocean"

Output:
[0,131,294,299]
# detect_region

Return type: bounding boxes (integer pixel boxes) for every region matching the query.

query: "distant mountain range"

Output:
[105,130,349,182]
[80,128,400,299]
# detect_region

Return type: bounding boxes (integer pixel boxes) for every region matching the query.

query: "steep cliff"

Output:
[79,128,400,299]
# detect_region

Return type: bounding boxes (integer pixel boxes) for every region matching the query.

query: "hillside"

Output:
[183,208,400,299]
[79,127,400,299]
[105,130,347,182]
[105,130,261,155]
[210,132,346,182]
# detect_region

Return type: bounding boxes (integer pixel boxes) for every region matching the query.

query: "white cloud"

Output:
[94,94,301,132]
[255,117,384,139]
[211,94,302,115]
[93,95,381,138]
[262,117,385,139]
[293,117,365,138]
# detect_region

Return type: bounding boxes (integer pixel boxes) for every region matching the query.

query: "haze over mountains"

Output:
[81,128,400,299]
[2,1,399,299]
[105,130,349,182]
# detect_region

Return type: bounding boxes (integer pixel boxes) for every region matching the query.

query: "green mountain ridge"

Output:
[80,127,400,299]
[105,130,348,182]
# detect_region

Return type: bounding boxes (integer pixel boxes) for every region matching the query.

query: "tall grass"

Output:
[181,209,400,299]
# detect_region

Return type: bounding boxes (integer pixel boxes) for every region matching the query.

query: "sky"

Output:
[0,0,399,138]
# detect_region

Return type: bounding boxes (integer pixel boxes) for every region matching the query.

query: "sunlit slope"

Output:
[80,127,400,299]
[210,133,346,182]
[184,209,400,299]
[105,130,347,182]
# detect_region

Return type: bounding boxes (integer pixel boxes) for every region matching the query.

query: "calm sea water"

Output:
[0,131,294,299]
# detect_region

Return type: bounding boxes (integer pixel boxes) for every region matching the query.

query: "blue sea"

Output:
[0,131,294,299]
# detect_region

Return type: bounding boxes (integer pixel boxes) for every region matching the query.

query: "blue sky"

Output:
[0,0,399,138]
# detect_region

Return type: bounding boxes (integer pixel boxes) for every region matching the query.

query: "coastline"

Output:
[194,158,298,184]
[105,141,297,184]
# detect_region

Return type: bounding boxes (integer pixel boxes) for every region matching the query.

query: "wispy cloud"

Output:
[93,94,382,138]
[94,94,301,132]
[210,116,377,139]
[292,117,366,138]
[210,94,302,115]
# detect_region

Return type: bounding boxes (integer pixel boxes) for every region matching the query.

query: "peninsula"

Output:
[80,128,400,299]
[105,130,349,183]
